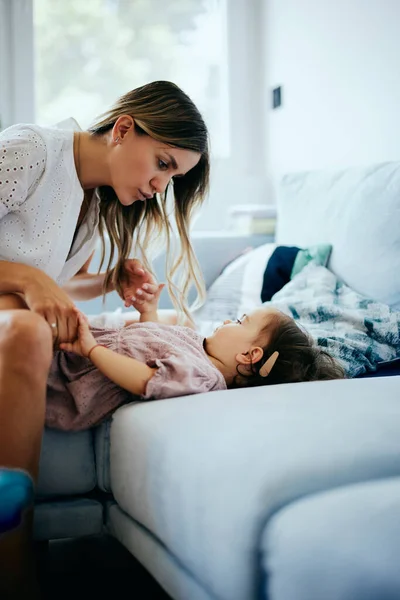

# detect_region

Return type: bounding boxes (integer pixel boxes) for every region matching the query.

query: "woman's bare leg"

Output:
[0,310,53,599]
[0,293,28,311]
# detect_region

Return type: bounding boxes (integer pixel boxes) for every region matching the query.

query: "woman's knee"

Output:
[0,311,53,369]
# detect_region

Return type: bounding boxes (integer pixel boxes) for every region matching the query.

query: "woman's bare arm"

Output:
[62,251,114,301]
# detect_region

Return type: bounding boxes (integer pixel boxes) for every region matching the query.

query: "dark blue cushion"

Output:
[261,246,300,302]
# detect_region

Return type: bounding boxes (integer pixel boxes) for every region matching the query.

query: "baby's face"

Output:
[204,306,282,364]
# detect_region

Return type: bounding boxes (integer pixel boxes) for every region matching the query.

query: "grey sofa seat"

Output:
[34,427,102,540]
[37,428,96,498]
[262,476,400,600]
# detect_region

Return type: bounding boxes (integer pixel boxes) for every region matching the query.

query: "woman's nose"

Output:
[223,319,231,325]
[151,174,170,195]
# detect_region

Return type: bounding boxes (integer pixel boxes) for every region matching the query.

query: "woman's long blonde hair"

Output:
[89,80,210,319]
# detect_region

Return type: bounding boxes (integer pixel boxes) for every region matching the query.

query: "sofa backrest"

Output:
[275,161,400,308]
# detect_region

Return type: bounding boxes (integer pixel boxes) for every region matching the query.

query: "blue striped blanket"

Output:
[267,264,400,377]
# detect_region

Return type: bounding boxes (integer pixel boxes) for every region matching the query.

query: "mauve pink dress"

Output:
[46,322,226,431]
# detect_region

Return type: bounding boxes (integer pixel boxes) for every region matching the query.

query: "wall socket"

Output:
[272,86,282,109]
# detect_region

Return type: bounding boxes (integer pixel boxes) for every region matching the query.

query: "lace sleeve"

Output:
[0,126,47,219]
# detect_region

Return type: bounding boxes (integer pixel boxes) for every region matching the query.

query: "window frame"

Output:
[0,0,35,129]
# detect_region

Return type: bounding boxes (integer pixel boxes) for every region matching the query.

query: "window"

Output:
[33,0,230,158]
[0,0,266,230]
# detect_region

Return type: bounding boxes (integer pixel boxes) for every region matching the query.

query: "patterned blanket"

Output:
[263,264,400,377]
[195,263,400,378]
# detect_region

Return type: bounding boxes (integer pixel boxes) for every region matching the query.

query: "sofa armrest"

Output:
[76,232,271,313]
[154,232,272,308]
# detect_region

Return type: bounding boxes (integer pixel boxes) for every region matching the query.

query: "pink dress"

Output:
[46,322,226,431]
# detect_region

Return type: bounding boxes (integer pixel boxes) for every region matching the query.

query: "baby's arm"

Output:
[88,345,156,396]
[122,274,196,329]
[59,312,156,396]
[124,307,159,326]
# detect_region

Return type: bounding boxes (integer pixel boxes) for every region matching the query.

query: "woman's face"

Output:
[109,116,201,206]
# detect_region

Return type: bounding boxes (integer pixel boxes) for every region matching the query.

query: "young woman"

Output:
[0,80,209,598]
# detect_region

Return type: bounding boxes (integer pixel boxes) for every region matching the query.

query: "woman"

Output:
[0,80,209,598]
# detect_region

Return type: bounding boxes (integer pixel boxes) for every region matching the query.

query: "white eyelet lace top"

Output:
[0,121,99,286]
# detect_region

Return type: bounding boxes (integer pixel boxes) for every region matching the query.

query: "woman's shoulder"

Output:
[0,123,50,163]
[0,122,77,182]
[0,121,78,222]
[0,122,75,152]
[1,122,46,141]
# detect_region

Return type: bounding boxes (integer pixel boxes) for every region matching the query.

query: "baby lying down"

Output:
[46,285,345,431]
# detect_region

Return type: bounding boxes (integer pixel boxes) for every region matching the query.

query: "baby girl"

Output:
[46,281,344,431]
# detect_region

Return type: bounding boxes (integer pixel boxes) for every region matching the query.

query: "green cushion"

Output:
[291,244,332,278]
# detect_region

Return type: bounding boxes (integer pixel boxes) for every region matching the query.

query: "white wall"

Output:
[266,0,400,184]
[195,0,269,230]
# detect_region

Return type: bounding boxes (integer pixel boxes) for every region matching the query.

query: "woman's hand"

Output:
[22,271,79,345]
[59,312,96,357]
[119,259,159,308]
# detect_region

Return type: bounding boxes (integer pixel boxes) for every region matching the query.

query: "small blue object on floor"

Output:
[0,468,34,534]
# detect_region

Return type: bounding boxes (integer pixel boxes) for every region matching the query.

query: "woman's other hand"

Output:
[119,259,159,308]
[22,272,79,345]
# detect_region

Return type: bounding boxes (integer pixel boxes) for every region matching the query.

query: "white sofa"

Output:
[104,161,400,600]
[36,161,400,600]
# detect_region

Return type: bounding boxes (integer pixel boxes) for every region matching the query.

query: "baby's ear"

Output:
[236,346,264,366]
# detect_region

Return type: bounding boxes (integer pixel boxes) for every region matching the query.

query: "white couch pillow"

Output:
[192,243,276,327]
[276,161,400,308]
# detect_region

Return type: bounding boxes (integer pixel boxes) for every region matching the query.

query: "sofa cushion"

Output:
[192,240,334,331]
[192,242,276,328]
[261,243,332,302]
[94,420,112,492]
[276,162,400,308]
[37,428,97,498]
[108,376,400,600]
[262,477,400,600]
[33,498,103,541]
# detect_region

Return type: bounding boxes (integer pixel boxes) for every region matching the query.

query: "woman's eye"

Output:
[158,159,168,170]
[236,318,242,325]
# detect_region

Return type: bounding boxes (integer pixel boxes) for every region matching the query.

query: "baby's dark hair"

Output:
[232,312,346,388]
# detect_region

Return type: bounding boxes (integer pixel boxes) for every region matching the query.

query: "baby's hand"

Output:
[131,281,165,315]
[59,311,97,357]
